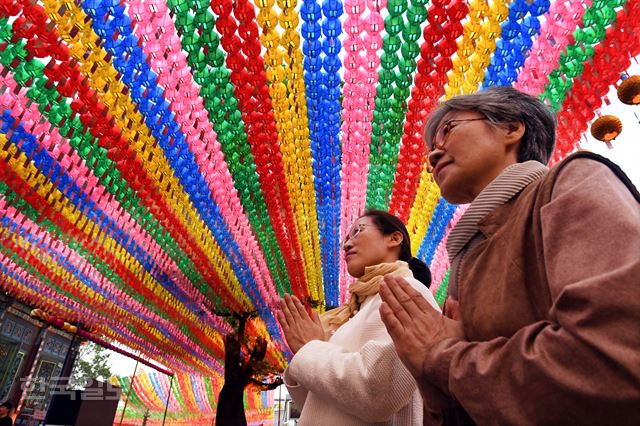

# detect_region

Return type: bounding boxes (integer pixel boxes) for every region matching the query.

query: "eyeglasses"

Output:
[341,224,380,249]
[428,117,488,152]
[427,117,488,173]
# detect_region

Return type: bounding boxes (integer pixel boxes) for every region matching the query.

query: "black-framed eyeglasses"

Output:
[341,224,380,249]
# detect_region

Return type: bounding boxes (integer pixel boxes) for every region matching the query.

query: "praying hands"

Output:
[379,275,464,382]
[276,294,325,354]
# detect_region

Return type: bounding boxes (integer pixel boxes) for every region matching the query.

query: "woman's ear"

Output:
[503,120,525,147]
[386,231,404,249]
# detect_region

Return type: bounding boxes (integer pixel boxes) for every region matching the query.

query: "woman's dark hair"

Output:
[361,210,431,288]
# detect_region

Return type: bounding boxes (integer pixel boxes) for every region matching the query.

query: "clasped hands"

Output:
[379,275,464,387]
[276,293,325,354]
[276,276,464,381]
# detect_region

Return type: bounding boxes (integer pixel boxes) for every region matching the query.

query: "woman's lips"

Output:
[345,252,356,262]
[434,161,452,180]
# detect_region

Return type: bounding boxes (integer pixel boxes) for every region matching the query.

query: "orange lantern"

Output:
[617,75,640,105]
[590,115,622,149]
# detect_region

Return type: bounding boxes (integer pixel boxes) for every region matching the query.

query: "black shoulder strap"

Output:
[557,151,640,203]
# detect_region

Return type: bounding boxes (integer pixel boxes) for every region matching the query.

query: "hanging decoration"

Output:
[617,75,640,105]
[590,115,623,147]
[1,0,639,416]
[115,371,274,426]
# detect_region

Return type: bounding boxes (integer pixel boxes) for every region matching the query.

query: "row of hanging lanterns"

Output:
[590,73,640,146]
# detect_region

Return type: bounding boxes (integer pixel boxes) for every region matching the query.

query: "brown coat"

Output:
[423,153,640,425]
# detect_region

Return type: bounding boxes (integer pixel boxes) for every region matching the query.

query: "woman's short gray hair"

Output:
[424,87,557,164]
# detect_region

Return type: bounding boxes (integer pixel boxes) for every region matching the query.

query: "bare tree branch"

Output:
[250,376,283,390]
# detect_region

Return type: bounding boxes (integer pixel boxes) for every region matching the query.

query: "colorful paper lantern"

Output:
[590,115,623,147]
[0,0,639,407]
[617,75,640,105]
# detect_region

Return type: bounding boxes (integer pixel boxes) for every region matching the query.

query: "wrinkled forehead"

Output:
[438,109,462,123]
[424,107,479,144]
[440,108,481,126]
[425,108,454,140]
[351,216,374,229]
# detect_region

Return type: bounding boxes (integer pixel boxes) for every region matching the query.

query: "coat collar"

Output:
[447,161,548,259]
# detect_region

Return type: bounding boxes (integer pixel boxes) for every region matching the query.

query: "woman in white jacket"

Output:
[277,210,440,425]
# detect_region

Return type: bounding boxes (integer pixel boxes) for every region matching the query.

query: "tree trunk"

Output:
[215,313,274,426]
[216,381,247,426]
[216,330,249,425]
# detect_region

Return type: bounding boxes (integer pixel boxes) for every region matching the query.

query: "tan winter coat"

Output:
[423,154,640,425]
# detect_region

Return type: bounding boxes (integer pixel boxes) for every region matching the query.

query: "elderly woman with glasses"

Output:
[378,86,640,425]
[277,210,439,425]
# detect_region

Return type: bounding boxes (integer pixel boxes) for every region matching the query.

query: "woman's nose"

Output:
[428,149,444,171]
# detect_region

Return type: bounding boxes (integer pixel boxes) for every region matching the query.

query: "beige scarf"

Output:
[320,260,413,333]
[447,160,547,259]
